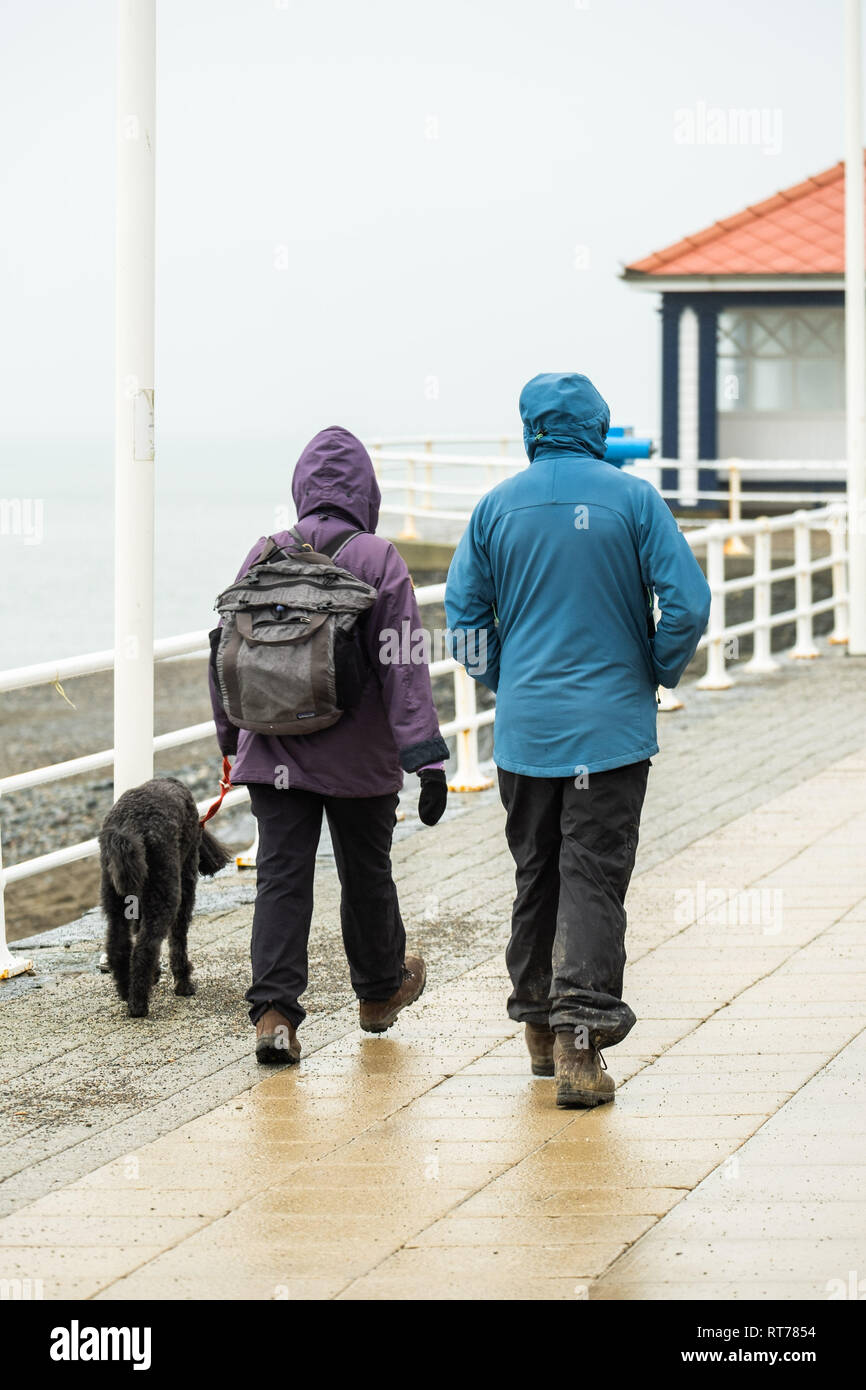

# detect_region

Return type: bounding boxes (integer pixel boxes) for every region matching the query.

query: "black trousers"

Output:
[245,783,406,1028]
[497,760,650,1047]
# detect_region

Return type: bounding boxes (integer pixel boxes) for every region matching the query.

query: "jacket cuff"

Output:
[400,734,449,772]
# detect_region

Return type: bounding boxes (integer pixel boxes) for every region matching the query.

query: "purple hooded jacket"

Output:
[208,427,449,798]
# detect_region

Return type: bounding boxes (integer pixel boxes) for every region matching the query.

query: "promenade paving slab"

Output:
[587,1031,866,1300]
[1,648,866,1298]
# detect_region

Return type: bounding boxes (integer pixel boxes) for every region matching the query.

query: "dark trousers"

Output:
[245,783,406,1028]
[497,760,650,1047]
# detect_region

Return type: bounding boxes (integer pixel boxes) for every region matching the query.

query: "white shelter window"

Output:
[717,307,844,412]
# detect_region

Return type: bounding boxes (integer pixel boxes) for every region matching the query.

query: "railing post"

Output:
[653,590,685,709]
[499,436,510,484]
[696,528,734,690]
[235,824,259,870]
[829,510,850,645]
[423,439,433,511]
[399,456,418,540]
[0,815,33,979]
[743,521,779,674]
[448,666,493,791]
[790,511,819,659]
[657,686,684,712]
[723,461,750,557]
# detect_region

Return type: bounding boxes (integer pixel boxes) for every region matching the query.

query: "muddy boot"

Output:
[554,1031,615,1108]
[359,955,426,1033]
[525,1022,556,1076]
[255,1008,301,1066]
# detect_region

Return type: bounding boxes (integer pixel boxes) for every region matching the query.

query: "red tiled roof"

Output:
[624,159,863,277]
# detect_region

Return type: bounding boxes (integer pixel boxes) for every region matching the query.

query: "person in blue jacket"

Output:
[445,372,711,1108]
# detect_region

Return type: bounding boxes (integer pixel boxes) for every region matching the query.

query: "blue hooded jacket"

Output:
[444,373,712,777]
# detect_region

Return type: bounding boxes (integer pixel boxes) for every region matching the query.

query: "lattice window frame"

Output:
[717,307,845,413]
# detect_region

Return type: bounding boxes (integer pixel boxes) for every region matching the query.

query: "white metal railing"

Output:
[684,504,848,690]
[371,443,851,703]
[0,500,849,978]
[369,435,523,450]
[370,447,847,542]
[0,586,492,976]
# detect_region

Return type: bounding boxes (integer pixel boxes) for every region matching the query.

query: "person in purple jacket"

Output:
[209,427,450,1064]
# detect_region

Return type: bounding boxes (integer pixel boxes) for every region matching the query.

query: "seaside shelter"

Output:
[622,158,863,501]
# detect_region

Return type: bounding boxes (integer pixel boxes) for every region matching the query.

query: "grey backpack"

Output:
[212,526,378,737]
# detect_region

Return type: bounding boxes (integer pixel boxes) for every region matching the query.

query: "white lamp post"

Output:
[114,0,156,794]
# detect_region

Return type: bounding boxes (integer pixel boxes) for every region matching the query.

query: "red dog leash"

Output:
[200,756,233,826]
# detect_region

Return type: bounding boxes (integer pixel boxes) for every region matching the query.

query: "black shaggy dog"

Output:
[99,777,230,1017]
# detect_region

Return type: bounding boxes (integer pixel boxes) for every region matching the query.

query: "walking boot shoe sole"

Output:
[555,1085,615,1109]
[255,1034,301,1066]
[532,1060,555,1078]
[359,970,426,1033]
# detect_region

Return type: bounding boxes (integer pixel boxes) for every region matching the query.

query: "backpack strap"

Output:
[254,528,314,564]
[288,526,314,552]
[253,536,281,565]
[320,528,361,562]
[270,524,360,562]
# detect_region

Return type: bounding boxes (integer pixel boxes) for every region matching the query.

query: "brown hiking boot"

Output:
[359,955,426,1033]
[255,1008,301,1065]
[525,1022,556,1076]
[554,1031,615,1108]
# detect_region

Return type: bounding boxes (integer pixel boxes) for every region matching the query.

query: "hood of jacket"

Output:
[519,372,610,463]
[291,426,381,532]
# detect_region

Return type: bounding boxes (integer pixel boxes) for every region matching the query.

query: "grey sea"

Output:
[1,437,310,667]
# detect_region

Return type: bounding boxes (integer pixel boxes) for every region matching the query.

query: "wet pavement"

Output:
[1,643,865,1299]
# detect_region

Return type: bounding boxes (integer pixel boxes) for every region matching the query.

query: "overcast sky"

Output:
[0,0,855,455]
